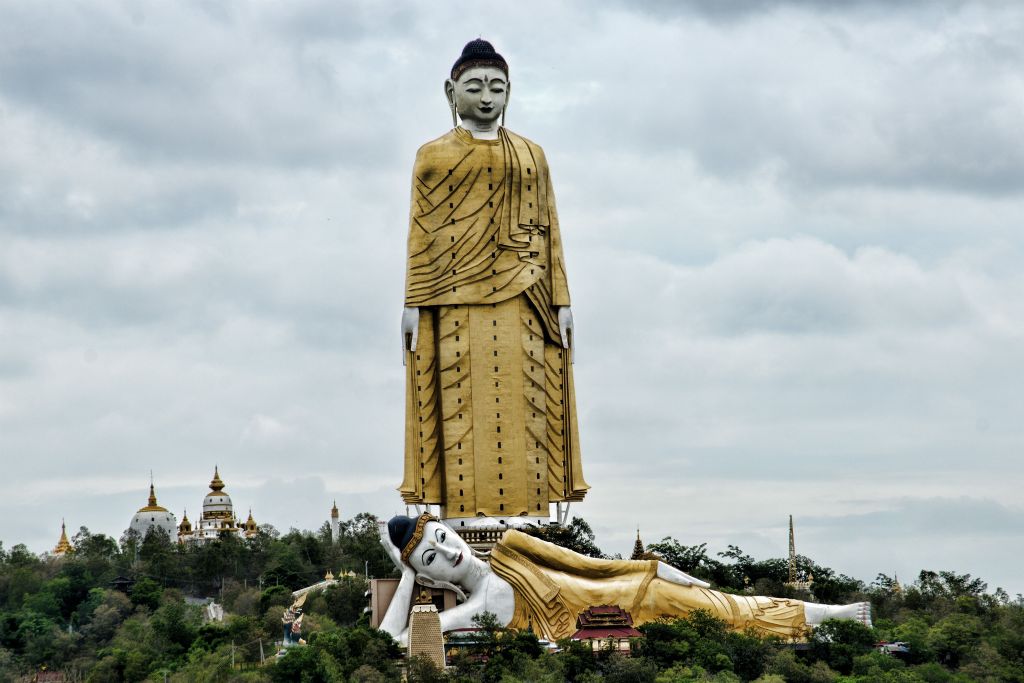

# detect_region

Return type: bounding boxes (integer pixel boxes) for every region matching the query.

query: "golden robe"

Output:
[490,530,807,641]
[400,128,589,518]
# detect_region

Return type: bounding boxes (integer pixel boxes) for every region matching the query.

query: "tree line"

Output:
[0,515,1021,682]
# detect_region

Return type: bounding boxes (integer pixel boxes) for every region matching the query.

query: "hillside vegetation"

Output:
[0,516,1020,682]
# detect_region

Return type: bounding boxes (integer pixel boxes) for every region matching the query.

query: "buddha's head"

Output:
[388,514,477,590]
[445,39,509,126]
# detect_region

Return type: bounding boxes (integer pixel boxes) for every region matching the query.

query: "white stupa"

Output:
[129,479,177,541]
[179,466,258,543]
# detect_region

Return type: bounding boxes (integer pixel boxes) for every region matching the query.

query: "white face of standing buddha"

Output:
[448,66,509,125]
[407,521,475,584]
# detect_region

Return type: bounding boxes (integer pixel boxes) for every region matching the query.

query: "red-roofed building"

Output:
[570,605,642,654]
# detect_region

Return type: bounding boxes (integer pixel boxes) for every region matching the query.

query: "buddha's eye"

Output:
[439,531,446,543]
[424,550,436,566]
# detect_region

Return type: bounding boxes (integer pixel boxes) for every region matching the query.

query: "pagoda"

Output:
[53,520,72,556]
[571,605,642,654]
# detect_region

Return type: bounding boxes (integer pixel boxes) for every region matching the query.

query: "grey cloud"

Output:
[553,4,1024,196]
[804,497,1024,539]
[3,0,1024,594]
[616,0,965,23]
[0,3,400,168]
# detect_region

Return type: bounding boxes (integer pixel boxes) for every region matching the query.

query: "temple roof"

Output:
[572,605,642,640]
[571,626,643,640]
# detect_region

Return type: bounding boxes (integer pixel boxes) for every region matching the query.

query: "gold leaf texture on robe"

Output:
[400,128,588,517]
[490,530,808,642]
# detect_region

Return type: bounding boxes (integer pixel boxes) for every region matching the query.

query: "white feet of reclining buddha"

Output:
[804,601,873,629]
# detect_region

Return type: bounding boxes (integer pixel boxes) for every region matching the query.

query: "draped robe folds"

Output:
[400,127,589,518]
[490,530,808,641]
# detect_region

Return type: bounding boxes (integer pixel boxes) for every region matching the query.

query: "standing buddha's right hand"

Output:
[401,307,419,364]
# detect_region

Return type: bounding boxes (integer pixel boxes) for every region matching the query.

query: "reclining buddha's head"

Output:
[388,514,475,586]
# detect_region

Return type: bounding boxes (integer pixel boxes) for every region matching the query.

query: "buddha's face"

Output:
[407,521,473,584]
[447,66,509,125]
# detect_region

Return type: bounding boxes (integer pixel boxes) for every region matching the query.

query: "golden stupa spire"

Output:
[54,519,72,555]
[209,465,225,492]
[630,526,646,560]
[139,471,168,512]
[331,499,339,517]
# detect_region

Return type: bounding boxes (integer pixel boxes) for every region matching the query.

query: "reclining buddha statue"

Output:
[378,514,871,646]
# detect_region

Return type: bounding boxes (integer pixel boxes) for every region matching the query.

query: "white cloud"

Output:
[1,0,1023,592]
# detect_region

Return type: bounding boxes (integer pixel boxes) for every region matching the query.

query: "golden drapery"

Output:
[400,128,588,518]
[490,530,807,641]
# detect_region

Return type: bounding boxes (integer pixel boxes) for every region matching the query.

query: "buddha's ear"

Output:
[444,79,456,108]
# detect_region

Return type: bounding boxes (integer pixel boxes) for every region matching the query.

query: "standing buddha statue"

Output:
[399,40,588,532]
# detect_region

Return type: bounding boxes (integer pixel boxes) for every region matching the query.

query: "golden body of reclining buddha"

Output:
[491,529,805,641]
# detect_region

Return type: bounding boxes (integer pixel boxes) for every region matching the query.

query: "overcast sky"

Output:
[2,0,1023,594]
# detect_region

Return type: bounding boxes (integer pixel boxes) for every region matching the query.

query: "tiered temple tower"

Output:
[330,501,341,543]
[53,520,72,556]
[785,515,814,592]
[630,529,646,560]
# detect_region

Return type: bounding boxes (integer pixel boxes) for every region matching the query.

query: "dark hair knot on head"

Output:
[451,39,509,81]
[388,513,436,564]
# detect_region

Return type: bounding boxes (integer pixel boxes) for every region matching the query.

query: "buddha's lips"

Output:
[454,551,463,567]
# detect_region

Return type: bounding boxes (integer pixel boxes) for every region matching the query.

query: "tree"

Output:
[522,517,606,558]
[809,619,876,675]
[646,539,724,584]
[130,577,163,611]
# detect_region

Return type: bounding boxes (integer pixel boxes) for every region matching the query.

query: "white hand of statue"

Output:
[378,520,414,577]
[557,306,574,362]
[656,561,711,589]
[401,306,419,364]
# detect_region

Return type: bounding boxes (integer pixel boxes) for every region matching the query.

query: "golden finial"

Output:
[209,466,225,492]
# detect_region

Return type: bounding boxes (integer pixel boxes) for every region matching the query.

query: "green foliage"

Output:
[269,624,400,682]
[1,513,1022,681]
[130,576,163,611]
[602,654,660,682]
[521,517,606,558]
[808,618,877,674]
[636,610,779,680]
